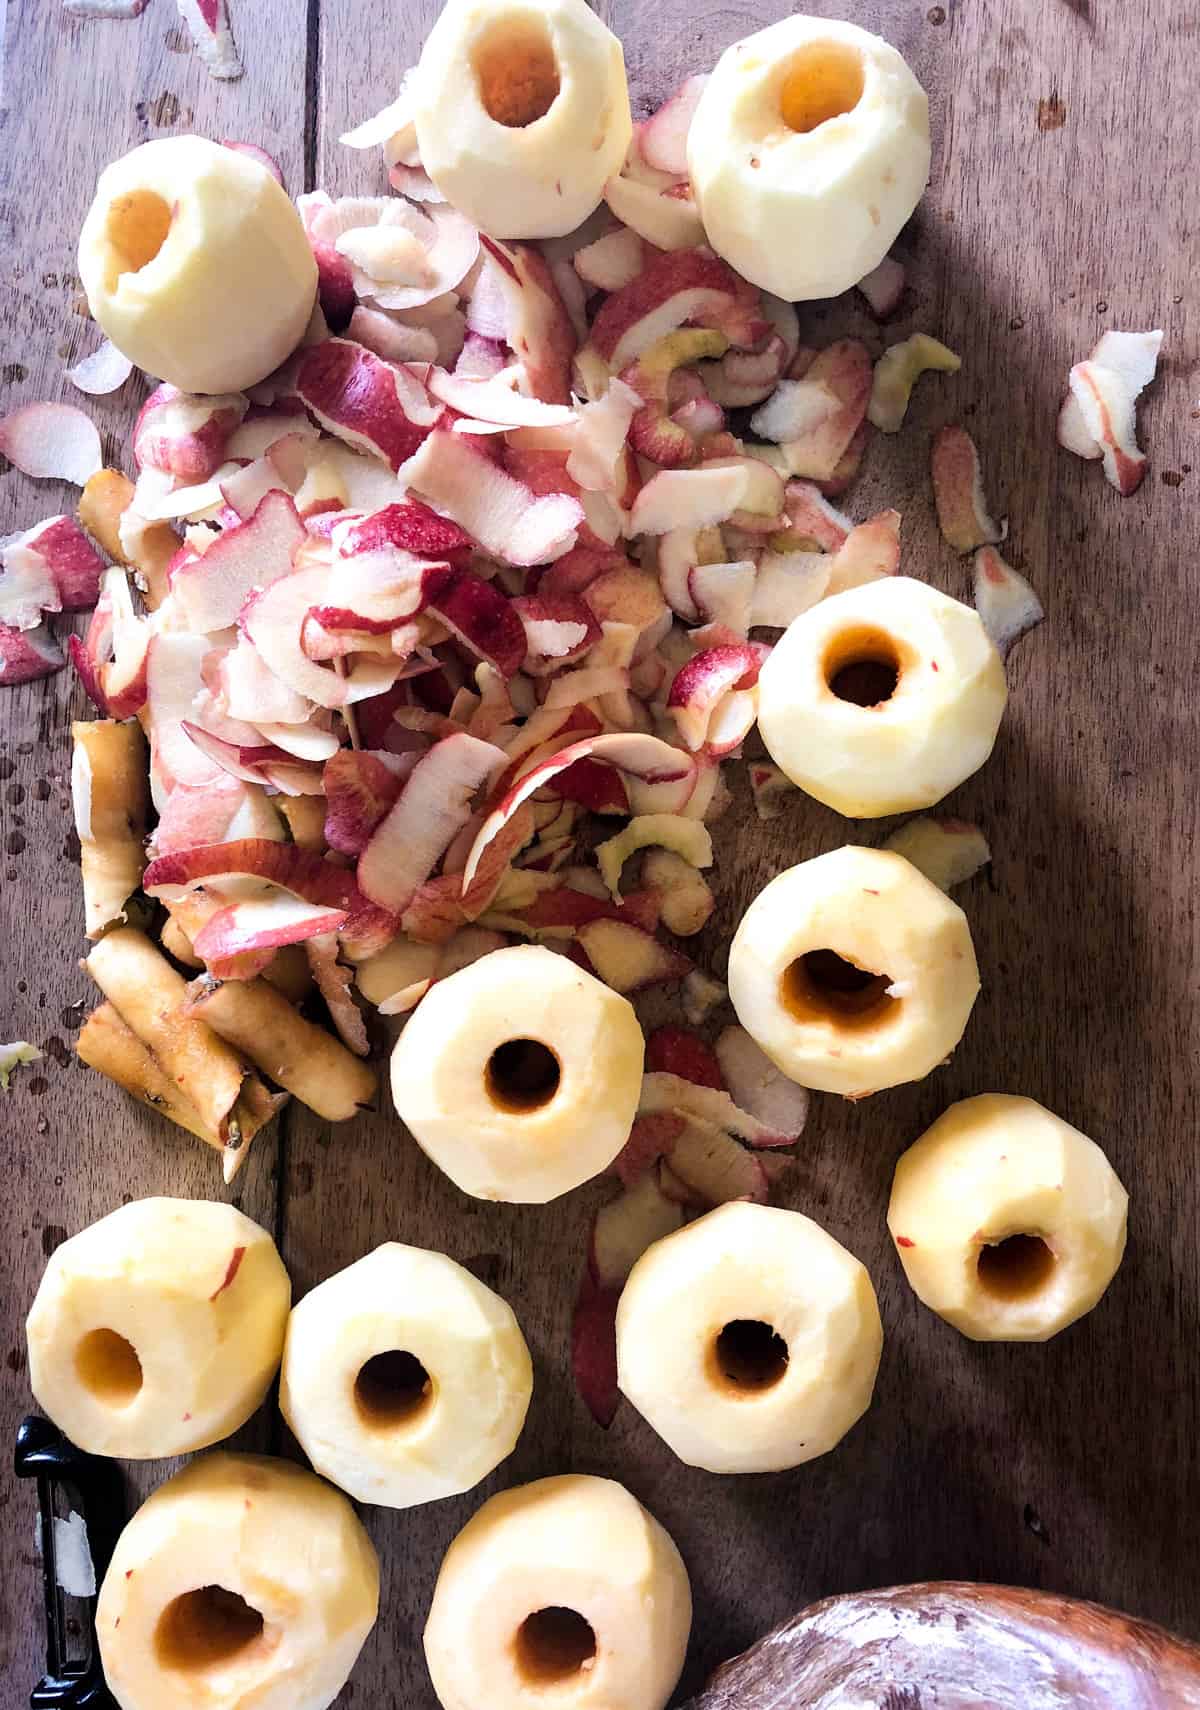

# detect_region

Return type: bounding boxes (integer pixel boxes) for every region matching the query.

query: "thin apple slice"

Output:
[591,1173,685,1291]
[973,544,1044,656]
[825,511,902,595]
[667,643,765,751]
[783,480,853,552]
[173,490,304,633]
[403,429,583,566]
[748,761,798,822]
[883,815,992,893]
[638,1070,791,1148]
[868,333,960,434]
[640,847,716,936]
[0,623,64,685]
[595,813,712,901]
[462,732,696,888]
[602,174,706,254]
[66,339,134,396]
[575,917,692,992]
[857,254,906,319]
[749,378,839,444]
[645,1025,724,1089]
[715,1025,808,1142]
[750,549,831,628]
[477,237,577,404]
[134,384,247,482]
[572,1272,621,1427]
[931,425,1005,552]
[358,731,506,913]
[662,1117,769,1207]
[296,339,435,470]
[611,1112,686,1188]
[0,402,103,486]
[589,248,764,371]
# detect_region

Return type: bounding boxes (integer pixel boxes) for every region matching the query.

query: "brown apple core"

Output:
[355,1349,434,1429]
[515,1607,597,1684]
[824,627,903,708]
[780,42,866,134]
[977,1233,1056,1301]
[782,949,896,1029]
[105,189,172,287]
[155,1586,265,1674]
[75,1328,143,1406]
[486,1037,561,1112]
[474,18,561,127]
[712,1319,790,1393]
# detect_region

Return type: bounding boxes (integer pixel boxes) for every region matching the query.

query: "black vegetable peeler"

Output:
[14,1416,125,1710]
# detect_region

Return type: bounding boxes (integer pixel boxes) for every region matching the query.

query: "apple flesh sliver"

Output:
[638,1070,790,1149]
[749,379,839,444]
[769,340,872,481]
[973,544,1044,657]
[824,511,902,597]
[883,815,991,893]
[630,465,749,535]
[193,894,350,975]
[1067,361,1147,496]
[425,369,575,428]
[462,732,695,890]
[931,425,1005,552]
[175,0,242,79]
[750,550,831,628]
[639,75,710,176]
[602,175,706,255]
[688,559,756,637]
[574,228,644,293]
[783,480,853,551]
[640,848,715,936]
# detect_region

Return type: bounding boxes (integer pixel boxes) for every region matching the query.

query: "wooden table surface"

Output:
[2,0,1197,1703]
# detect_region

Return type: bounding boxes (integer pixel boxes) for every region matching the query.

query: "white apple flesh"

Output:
[78,136,318,394]
[423,1474,691,1710]
[413,0,633,239]
[727,845,980,1099]
[280,1242,532,1508]
[888,1094,1129,1341]
[97,1452,379,1710]
[616,1201,883,1473]
[687,15,930,301]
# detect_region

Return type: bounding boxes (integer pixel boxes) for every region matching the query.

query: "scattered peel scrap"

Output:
[882,816,991,893]
[0,403,103,486]
[175,0,243,79]
[1057,329,1163,495]
[856,254,906,319]
[930,424,1005,552]
[0,1043,42,1090]
[868,333,960,434]
[66,339,134,396]
[973,544,1044,657]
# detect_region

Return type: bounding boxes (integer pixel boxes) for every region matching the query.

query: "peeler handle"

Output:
[14,1416,125,1710]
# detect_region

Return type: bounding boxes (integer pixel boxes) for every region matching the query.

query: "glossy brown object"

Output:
[687,1584,1200,1710]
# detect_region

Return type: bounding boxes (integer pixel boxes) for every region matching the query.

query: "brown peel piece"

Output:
[76,1002,220,1148]
[72,719,149,939]
[183,975,377,1120]
[686,1582,1200,1710]
[84,928,249,1139]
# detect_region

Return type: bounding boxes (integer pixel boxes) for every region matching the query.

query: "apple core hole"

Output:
[977,1234,1056,1301]
[779,42,866,134]
[354,1349,434,1430]
[474,18,561,127]
[713,1319,789,1393]
[487,1038,561,1112]
[75,1329,143,1407]
[515,1607,597,1684]
[824,628,902,707]
[105,189,172,287]
[155,1586,266,1674]
[782,949,896,1028]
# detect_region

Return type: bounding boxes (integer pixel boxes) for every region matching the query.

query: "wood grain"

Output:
[3,0,1199,1705]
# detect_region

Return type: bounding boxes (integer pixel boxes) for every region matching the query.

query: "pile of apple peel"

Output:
[0,69,1086,1425]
